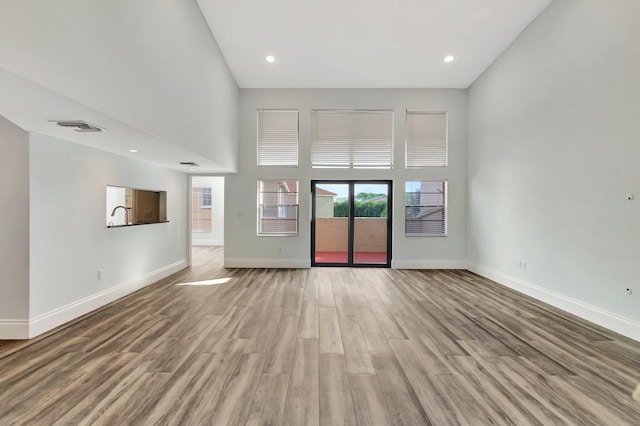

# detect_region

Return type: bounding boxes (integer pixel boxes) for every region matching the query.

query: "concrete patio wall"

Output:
[315,218,387,252]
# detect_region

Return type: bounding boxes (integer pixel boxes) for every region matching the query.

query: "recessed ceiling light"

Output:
[188,168,196,171]
[444,55,455,63]
[265,55,276,63]
[128,149,138,153]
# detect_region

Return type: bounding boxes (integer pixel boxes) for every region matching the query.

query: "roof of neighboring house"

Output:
[316,188,337,196]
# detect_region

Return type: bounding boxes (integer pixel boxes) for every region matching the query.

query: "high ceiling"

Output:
[197,0,553,89]
[0,0,552,173]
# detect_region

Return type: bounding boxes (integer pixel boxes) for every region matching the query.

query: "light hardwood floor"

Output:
[1,246,639,425]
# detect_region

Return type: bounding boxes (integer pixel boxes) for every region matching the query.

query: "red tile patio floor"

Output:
[314,251,387,264]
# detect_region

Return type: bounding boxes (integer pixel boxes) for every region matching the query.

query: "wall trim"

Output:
[28,259,187,339]
[224,258,311,269]
[392,259,468,269]
[0,319,30,339]
[467,262,640,343]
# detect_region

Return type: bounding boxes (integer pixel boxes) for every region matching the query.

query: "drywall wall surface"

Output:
[0,0,239,171]
[192,176,225,246]
[29,132,188,320]
[0,115,29,321]
[468,0,640,322]
[226,89,467,267]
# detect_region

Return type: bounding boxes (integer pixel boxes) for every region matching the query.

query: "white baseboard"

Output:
[224,258,311,269]
[0,319,30,339]
[392,259,467,269]
[467,262,640,343]
[27,259,187,339]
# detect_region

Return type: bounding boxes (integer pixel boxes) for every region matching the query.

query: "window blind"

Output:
[406,111,447,167]
[257,179,299,235]
[257,110,299,167]
[405,180,447,236]
[311,110,393,168]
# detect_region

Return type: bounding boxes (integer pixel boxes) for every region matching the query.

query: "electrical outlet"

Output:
[98,269,104,280]
[521,261,527,271]
[514,260,521,269]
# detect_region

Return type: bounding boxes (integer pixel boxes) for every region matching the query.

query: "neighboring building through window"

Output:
[257,109,299,167]
[192,186,212,232]
[315,188,337,218]
[311,109,394,169]
[405,180,447,236]
[406,111,448,167]
[258,179,299,235]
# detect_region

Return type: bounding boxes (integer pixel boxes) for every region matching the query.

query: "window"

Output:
[191,187,212,232]
[202,187,212,208]
[257,109,299,167]
[311,109,393,169]
[406,111,447,167]
[258,179,299,235]
[405,180,447,236]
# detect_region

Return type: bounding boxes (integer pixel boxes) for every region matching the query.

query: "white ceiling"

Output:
[0,0,552,175]
[0,69,223,173]
[197,0,553,89]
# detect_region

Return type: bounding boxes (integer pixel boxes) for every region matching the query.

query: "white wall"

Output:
[192,176,225,246]
[468,0,640,339]
[106,186,128,226]
[226,89,467,268]
[0,0,239,171]
[0,116,30,337]
[28,133,189,336]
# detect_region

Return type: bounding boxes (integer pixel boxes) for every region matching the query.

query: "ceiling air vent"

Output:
[179,162,199,167]
[51,120,104,132]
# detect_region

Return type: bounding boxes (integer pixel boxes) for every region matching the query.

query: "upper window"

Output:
[311,109,393,169]
[257,109,299,167]
[257,179,299,235]
[405,180,447,236]
[406,111,448,167]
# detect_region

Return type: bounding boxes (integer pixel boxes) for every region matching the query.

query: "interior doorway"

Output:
[311,180,392,267]
[191,176,224,247]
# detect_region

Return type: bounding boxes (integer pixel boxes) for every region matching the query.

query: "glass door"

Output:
[312,181,391,267]
[353,183,389,265]
[312,182,350,265]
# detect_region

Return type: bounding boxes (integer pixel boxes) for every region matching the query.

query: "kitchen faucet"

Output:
[111,205,129,225]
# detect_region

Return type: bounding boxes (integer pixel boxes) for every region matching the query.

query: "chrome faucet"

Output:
[111,205,129,225]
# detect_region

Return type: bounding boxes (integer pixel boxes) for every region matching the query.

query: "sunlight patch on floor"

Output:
[176,277,231,286]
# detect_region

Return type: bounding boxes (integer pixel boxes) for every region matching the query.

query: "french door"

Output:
[311,180,392,267]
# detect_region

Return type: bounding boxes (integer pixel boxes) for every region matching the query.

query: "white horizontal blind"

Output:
[257,179,299,235]
[257,110,299,167]
[405,180,447,236]
[406,111,447,167]
[311,110,393,168]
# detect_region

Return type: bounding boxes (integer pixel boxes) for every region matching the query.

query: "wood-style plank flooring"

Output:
[1,246,640,425]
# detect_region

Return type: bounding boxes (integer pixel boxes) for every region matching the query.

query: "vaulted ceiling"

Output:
[197,0,552,88]
[0,0,552,173]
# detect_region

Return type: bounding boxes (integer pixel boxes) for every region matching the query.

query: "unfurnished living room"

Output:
[1,0,640,424]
